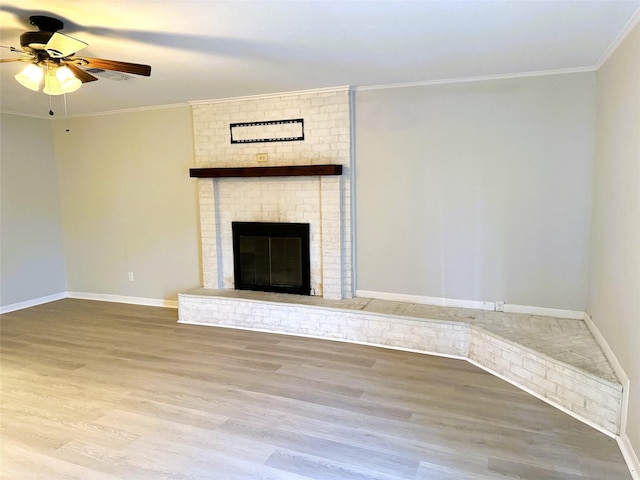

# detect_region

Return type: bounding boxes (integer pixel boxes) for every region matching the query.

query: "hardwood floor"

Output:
[0,299,631,479]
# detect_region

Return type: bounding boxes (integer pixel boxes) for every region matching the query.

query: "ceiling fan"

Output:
[1,15,151,95]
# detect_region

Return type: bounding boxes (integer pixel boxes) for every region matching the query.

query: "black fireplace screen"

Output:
[232,222,310,295]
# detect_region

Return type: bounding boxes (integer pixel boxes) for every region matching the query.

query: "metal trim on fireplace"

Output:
[232,222,311,296]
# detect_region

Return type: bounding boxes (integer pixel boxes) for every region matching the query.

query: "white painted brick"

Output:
[509,364,534,382]
[585,399,620,423]
[501,349,524,366]
[598,380,623,394]
[573,381,607,404]
[557,385,586,408]
[546,369,571,386]
[523,358,547,377]
[531,374,557,393]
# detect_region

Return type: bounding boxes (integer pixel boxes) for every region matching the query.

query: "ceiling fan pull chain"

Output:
[48,92,54,116]
[63,93,70,132]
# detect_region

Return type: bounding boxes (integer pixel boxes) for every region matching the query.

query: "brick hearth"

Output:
[178,288,623,437]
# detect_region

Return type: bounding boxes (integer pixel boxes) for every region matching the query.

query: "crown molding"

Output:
[65,102,189,118]
[0,110,51,120]
[355,67,596,92]
[188,86,351,106]
[596,6,640,70]
[2,102,190,120]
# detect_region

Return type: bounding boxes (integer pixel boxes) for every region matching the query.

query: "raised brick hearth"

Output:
[178,288,623,437]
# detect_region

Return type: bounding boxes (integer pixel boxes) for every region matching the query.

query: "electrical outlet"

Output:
[128,272,134,281]
[495,301,504,312]
[256,153,268,162]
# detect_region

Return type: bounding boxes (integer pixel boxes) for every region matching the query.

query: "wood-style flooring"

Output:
[0,299,631,479]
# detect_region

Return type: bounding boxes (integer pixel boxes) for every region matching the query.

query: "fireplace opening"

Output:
[232,222,311,295]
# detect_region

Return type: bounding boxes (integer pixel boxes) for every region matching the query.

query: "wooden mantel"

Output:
[189,164,342,178]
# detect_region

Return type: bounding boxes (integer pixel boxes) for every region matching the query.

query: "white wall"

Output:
[355,73,596,310]
[0,113,67,308]
[588,22,640,462]
[52,106,201,303]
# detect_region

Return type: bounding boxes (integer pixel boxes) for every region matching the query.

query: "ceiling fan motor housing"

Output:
[29,15,64,32]
[20,31,54,52]
[20,16,65,52]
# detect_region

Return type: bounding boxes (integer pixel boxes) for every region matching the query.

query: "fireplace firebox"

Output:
[232,222,311,295]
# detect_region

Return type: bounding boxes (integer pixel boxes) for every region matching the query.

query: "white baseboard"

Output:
[1,291,181,313]
[503,303,585,320]
[618,433,640,480]
[66,292,178,309]
[0,292,67,314]
[584,313,632,437]
[356,290,585,319]
[356,290,494,311]
[584,313,640,480]
[583,313,629,389]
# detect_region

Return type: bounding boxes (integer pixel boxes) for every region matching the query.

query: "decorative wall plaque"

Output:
[230,118,304,144]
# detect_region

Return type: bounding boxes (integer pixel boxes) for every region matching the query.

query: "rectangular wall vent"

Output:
[85,68,132,81]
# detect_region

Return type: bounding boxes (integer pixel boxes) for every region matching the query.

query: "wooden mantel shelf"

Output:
[189,164,342,179]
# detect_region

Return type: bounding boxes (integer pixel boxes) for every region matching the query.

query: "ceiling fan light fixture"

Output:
[43,71,63,96]
[43,65,81,95]
[56,65,82,93]
[15,63,43,91]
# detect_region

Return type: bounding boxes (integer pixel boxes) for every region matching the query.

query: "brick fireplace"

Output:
[189,88,353,300]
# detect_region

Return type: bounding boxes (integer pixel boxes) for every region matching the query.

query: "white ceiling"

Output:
[1,1,639,118]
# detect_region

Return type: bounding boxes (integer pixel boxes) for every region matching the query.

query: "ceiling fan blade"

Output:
[45,32,88,58]
[79,57,151,76]
[0,57,25,63]
[64,62,99,83]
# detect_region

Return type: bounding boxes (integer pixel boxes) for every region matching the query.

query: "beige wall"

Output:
[52,106,200,303]
[1,113,67,308]
[588,22,640,458]
[355,73,596,310]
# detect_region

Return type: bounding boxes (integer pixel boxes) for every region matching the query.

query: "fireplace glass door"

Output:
[232,222,310,295]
